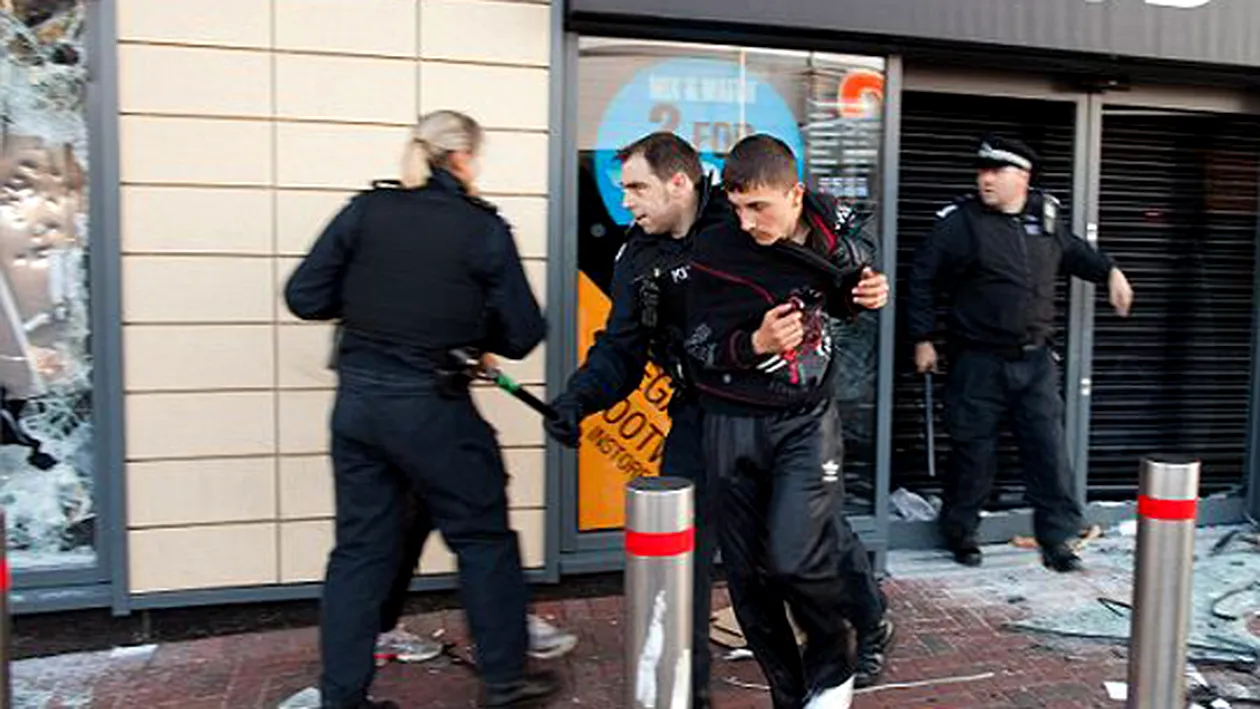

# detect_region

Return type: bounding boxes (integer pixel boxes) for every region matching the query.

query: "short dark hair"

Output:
[721,134,799,193]
[615,132,703,185]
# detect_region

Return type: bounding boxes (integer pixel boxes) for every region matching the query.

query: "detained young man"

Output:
[684,134,892,708]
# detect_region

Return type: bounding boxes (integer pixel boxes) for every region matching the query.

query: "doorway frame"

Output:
[891,66,1095,547]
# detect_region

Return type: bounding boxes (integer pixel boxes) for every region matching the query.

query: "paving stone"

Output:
[10,529,1260,708]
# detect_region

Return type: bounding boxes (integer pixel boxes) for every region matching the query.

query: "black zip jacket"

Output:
[685,191,874,416]
[906,189,1115,351]
[561,180,733,417]
[284,170,545,376]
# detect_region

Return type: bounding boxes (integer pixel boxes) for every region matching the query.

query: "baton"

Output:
[450,348,559,421]
[924,371,937,478]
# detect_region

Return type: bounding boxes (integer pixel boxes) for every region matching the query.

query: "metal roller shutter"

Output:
[1088,111,1260,499]
[892,91,1078,507]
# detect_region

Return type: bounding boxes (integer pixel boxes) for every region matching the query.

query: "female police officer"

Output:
[285,110,560,709]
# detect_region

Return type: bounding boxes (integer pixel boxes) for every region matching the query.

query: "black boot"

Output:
[949,538,982,567]
[480,670,561,707]
[854,619,895,688]
[1042,543,1083,573]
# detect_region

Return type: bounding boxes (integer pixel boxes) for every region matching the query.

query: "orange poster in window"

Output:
[575,273,675,532]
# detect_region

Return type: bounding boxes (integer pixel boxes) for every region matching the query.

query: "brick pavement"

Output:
[13,528,1260,708]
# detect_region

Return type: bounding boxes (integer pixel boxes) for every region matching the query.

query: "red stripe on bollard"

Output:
[0,561,8,593]
[1137,495,1197,521]
[625,528,694,557]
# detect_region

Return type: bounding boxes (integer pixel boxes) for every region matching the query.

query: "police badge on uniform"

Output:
[1023,214,1043,237]
[1043,194,1058,234]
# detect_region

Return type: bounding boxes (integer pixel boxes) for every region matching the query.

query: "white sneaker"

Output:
[804,676,855,709]
[276,686,321,709]
[374,626,443,663]
[527,614,578,660]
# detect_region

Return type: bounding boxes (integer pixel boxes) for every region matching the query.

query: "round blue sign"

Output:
[593,58,805,225]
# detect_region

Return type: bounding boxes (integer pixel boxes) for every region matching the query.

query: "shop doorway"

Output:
[890,68,1260,544]
[892,86,1086,520]
[1084,105,1260,501]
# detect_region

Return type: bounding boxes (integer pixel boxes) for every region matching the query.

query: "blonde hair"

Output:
[401,110,484,188]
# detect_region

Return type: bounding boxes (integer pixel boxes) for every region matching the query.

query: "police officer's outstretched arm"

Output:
[1055,219,1134,317]
[284,196,365,320]
[907,206,971,372]
[475,219,547,360]
[545,251,650,448]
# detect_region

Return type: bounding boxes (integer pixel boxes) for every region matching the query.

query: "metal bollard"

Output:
[625,476,694,709]
[1126,456,1200,709]
[1,506,9,709]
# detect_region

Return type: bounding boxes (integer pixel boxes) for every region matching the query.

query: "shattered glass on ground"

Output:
[1006,525,1260,667]
[889,523,1260,677]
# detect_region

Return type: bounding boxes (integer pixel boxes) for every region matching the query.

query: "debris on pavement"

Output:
[856,671,996,696]
[722,670,997,696]
[890,487,939,522]
[373,626,444,666]
[1011,523,1103,551]
[1005,525,1260,671]
[709,605,805,649]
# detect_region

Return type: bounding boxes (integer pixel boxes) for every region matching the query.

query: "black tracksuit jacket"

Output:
[685,191,874,416]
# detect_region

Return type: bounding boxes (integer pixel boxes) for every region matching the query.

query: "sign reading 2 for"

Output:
[593,57,805,225]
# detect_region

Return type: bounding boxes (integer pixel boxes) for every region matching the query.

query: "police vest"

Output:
[622,235,693,388]
[340,182,497,354]
[937,190,1061,237]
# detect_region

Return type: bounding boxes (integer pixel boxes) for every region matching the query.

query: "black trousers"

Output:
[381,493,433,635]
[705,400,859,708]
[836,518,885,637]
[320,371,529,707]
[940,347,1084,548]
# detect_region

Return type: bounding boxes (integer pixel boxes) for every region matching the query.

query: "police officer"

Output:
[285,110,560,709]
[906,134,1134,572]
[544,131,729,707]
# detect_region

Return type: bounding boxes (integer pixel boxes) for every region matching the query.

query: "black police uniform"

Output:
[284,169,548,708]
[905,138,1117,561]
[685,191,885,708]
[544,179,728,705]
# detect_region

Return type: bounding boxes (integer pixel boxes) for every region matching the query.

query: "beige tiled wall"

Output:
[119,0,553,595]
